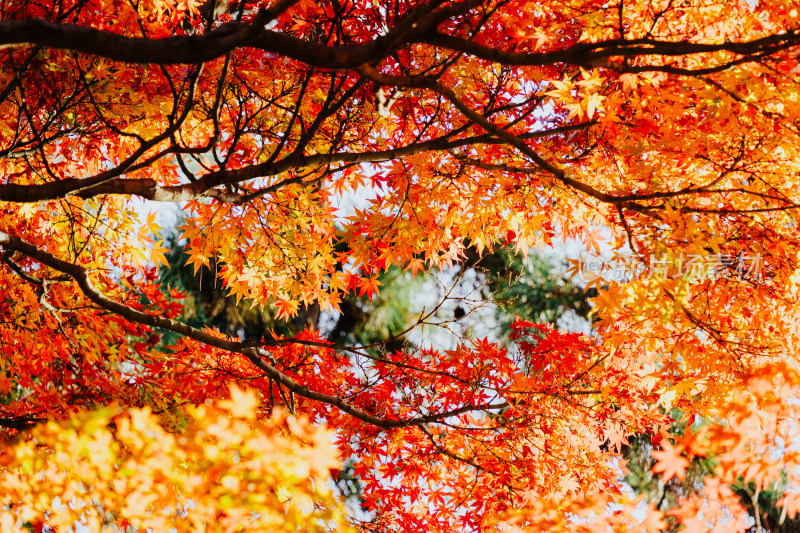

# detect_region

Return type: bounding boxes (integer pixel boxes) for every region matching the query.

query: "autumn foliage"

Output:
[3,0,800,531]
[0,387,348,532]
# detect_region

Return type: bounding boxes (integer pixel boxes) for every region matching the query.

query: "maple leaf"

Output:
[405,256,425,277]
[780,492,800,519]
[357,275,382,298]
[641,507,667,533]
[218,385,259,419]
[652,441,689,482]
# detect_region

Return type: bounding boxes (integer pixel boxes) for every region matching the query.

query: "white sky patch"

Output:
[132,197,184,237]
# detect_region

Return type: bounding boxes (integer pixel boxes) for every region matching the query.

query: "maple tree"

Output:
[4,0,800,530]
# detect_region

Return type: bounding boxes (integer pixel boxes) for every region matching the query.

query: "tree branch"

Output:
[0,230,512,431]
[0,0,479,67]
[0,122,595,203]
[3,14,796,71]
[419,30,800,70]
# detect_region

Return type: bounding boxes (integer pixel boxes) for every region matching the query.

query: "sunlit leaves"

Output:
[4,0,800,531]
[652,440,690,482]
[0,388,349,532]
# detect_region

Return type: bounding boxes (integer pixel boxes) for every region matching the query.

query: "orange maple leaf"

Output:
[652,441,689,482]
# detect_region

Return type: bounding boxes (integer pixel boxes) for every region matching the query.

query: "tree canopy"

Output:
[2,0,800,530]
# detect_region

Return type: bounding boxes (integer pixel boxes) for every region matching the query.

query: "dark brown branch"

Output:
[0,230,511,431]
[2,3,796,71]
[357,65,652,212]
[0,416,43,430]
[0,0,478,67]
[0,122,595,203]
[419,30,800,69]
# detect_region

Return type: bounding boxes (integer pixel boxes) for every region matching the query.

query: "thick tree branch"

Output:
[0,122,594,203]
[0,0,479,66]
[0,230,511,431]
[419,30,800,69]
[0,416,43,430]
[2,13,797,71]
